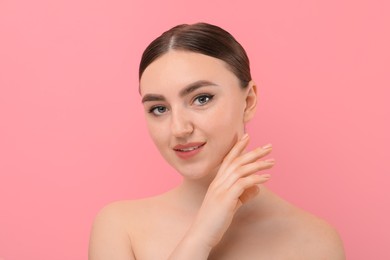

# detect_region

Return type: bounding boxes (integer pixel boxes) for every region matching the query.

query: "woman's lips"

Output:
[173,142,206,159]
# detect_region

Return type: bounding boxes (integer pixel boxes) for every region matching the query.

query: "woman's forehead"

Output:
[139,50,239,95]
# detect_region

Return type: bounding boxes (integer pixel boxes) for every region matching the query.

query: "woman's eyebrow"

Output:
[179,80,218,97]
[141,94,165,103]
[141,80,218,103]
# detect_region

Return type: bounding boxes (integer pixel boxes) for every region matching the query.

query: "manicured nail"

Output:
[262,143,272,149]
[264,158,275,164]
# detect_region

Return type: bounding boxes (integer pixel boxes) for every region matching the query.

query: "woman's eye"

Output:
[149,106,168,116]
[193,95,214,106]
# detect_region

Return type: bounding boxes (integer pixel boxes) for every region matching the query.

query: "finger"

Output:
[239,185,260,204]
[234,144,273,167]
[214,144,273,186]
[227,174,271,204]
[223,159,275,189]
[217,134,250,176]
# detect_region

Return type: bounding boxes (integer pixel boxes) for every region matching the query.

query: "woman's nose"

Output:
[170,110,194,138]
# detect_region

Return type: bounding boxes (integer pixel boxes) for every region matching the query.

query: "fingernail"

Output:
[264,158,275,164]
[242,133,249,140]
[262,143,272,149]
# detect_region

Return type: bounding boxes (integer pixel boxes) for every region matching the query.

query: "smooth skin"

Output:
[89,51,345,260]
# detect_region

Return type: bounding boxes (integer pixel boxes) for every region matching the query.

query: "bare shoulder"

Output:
[285,205,346,259]
[295,210,345,260]
[91,200,140,228]
[93,198,151,220]
[88,199,153,260]
[91,195,164,227]
[89,197,157,236]
[257,188,345,259]
[89,193,174,258]
[88,201,135,260]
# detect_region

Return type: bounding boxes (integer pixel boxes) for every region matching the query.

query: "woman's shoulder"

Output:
[92,191,180,233]
[89,196,166,259]
[88,200,138,260]
[94,195,164,223]
[288,208,345,258]
[93,200,137,221]
[263,190,345,259]
[89,198,150,239]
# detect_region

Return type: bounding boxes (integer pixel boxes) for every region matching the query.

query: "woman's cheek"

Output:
[147,122,166,150]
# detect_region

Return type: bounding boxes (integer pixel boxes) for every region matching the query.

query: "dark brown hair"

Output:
[139,22,252,88]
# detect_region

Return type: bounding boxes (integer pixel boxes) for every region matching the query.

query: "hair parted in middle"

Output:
[139,22,252,89]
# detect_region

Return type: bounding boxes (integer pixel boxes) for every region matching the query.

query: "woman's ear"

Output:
[243,81,258,123]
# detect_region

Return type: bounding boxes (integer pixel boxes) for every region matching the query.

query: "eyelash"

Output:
[148,106,167,115]
[148,94,215,116]
[193,94,215,105]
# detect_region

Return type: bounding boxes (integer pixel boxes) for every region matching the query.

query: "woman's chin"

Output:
[175,164,220,183]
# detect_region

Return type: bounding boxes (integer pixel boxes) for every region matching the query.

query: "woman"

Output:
[89,23,345,259]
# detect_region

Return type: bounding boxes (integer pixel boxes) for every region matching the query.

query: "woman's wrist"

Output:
[167,227,213,260]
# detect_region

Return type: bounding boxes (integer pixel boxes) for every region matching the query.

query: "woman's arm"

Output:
[167,229,213,260]
[168,134,274,259]
[88,203,136,260]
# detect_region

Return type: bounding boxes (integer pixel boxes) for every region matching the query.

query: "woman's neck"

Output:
[170,169,218,213]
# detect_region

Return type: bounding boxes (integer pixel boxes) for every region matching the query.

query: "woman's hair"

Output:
[139,22,252,88]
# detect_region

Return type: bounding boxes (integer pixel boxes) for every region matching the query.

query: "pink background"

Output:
[0,0,389,259]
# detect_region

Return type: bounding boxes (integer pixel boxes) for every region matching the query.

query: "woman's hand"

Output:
[189,133,275,250]
[168,134,275,259]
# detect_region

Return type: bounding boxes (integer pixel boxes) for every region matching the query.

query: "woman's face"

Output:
[139,50,256,180]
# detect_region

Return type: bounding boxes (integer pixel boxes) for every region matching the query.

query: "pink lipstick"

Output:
[173,142,206,159]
